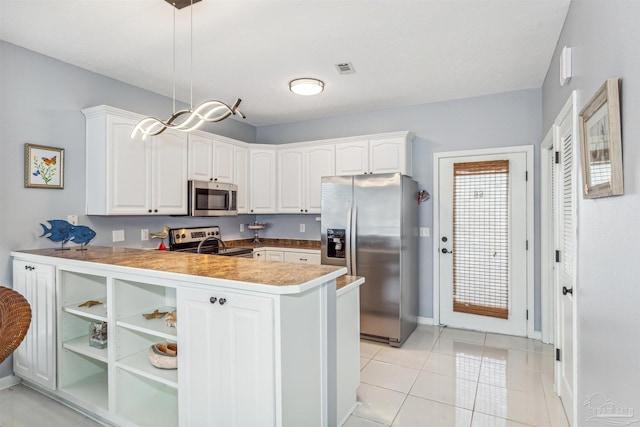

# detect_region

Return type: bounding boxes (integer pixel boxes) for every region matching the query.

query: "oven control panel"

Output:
[169,226,221,246]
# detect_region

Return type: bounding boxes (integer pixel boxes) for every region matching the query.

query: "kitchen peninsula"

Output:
[11,246,363,427]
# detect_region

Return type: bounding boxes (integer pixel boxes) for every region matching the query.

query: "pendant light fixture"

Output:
[131,0,244,140]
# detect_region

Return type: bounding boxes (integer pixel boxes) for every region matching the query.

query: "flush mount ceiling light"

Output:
[289,78,325,96]
[131,0,244,140]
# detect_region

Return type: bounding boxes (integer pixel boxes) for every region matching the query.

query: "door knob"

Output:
[562,286,573,296]
[441,248,453,254]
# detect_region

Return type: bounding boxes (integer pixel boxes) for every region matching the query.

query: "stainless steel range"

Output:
[168,226,253,258]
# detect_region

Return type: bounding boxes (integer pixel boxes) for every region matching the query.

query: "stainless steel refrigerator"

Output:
[321,173,418,347]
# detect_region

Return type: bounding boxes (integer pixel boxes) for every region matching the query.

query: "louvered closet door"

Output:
[439,152,528,336]
[556,117,576,424]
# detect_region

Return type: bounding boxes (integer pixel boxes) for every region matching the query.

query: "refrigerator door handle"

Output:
[346,200,353,275]
[351,202,357,276]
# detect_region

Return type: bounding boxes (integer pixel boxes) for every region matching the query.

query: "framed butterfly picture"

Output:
[25,144,64,189]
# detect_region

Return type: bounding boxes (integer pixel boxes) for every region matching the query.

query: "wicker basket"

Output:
[0,286,32,364]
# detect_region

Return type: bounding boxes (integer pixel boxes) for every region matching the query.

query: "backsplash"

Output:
[255,214,321,241]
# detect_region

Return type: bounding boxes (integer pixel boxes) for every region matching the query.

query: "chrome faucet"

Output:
[197,236,227,254]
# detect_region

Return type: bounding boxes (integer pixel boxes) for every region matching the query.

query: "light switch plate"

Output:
[240,224,245,232]
[141,229,149,241]
[300,224,305,233]
[419,227,430,237]
[67,215,78,226]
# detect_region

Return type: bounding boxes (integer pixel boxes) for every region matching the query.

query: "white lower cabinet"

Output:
[12,260,56,390]
[283,252,321,265]
[265,250,285,262]
[178,287,275,426]
[12,253,348,427]
[254,249,321,265]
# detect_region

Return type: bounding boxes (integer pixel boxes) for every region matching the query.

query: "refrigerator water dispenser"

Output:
[326,229,346,259]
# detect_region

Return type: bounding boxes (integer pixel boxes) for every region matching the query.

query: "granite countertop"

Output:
[336,275,364,292]
[13,246,343,289]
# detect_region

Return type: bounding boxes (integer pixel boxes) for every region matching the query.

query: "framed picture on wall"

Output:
[579,78,623,198]
[24,143,65,189]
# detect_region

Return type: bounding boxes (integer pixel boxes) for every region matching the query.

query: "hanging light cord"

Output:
[172,3,176,113]
[130,0,245,140]
[190,0,194,109]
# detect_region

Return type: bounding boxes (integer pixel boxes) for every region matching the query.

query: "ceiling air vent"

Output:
[335,62,355,75]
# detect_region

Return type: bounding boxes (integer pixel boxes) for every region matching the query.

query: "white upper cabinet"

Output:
[188,132,234,183]
[83,105,188,215]
[369,137,412,176]
[249,148,277,213]
[213,139,235,183]
[335,141,369,176]
[277,148,305,213]
[278,144,335,213]
[188,133,214,182]
[234,146,250,214]
[153,130,190,214]
[335,133,412,176]
[305,144,335,212]
[84,105,412,217]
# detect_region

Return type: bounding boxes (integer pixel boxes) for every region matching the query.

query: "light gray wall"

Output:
[541,0,640,423]
[0,41,257,376]
[0,39,543,380]
[258,89,543,325]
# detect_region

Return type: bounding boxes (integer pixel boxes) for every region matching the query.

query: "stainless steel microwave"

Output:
[188,180,238,216]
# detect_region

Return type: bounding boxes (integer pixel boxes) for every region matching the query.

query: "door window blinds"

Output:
[452,160,510,319]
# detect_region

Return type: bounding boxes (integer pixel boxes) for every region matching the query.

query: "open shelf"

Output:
[116,306,177,340]
[116,349,178,388]
[116,368,178,427]
[63,300,108,322]
[62,335,108,363]
[59,349,108,412]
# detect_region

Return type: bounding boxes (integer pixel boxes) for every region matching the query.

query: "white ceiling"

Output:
[0,0,570,127]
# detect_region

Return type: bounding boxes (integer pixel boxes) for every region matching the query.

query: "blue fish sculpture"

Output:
[69,225,96,246]
[40,220,74,243]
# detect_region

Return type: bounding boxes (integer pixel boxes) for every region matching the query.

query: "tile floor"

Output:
[0,325,569,427]
[345,325,570,427]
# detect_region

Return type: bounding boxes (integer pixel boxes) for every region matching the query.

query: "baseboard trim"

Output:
[0,375,22,390]
[417,316,435,326]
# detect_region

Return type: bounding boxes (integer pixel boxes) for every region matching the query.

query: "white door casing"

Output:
[433,146,535,337]
[540,127,556,344]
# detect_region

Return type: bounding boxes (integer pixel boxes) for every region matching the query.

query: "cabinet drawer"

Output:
[283,252,321,265]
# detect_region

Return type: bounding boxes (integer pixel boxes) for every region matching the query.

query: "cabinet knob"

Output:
[154,209,158,213]
[209,178,213,181]
[210,297,217,304]
[148,209,152,213]
[300,209,303,213]
[299,258,307,262]
[219,298,227,305]
[24,265,35,271]
[214,178,218,182]
[304,209,308,212]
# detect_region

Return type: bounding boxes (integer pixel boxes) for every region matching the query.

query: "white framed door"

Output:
[553,94,578,426]
[434,146,533,337]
